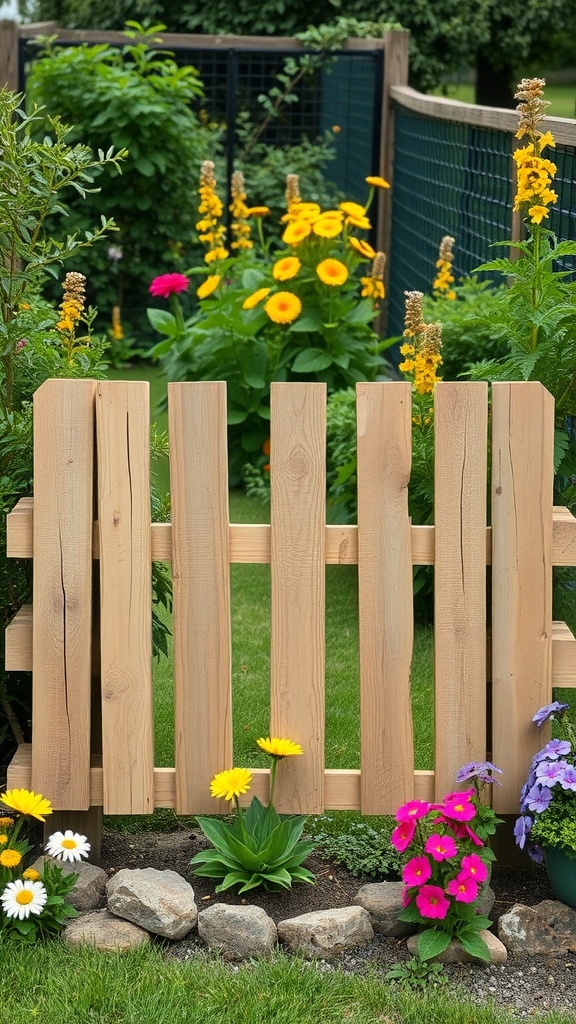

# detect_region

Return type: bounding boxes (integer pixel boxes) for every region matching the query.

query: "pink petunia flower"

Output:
[391,819,416,852]
[424,833,458,862]
[415,885,450,920]
[395,800,431,824]
[149,273,190,298]
[441,791,477,822]
[447,873,479,903]
[402,855,432,888]
[459,853,488,882]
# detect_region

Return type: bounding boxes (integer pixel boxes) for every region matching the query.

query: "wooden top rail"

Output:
[389,84,576,147]
[7,498,576,566]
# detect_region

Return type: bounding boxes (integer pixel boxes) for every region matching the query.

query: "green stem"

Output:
[530,224,541,351]
[269,758,278,807]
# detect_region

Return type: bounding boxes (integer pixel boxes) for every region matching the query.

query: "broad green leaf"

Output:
[227,408,249,425]
[288,313,323,333]
[343,298,376,325]
[458,930,491,961]
[147,307,178,336]
[417,928,451,961]
[469,915,493,931]
[242,268,266,291]
[291,348,333,372]
[214,869,251,892]
[397,903,421,923]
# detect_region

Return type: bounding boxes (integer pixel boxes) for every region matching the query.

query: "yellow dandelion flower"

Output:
[365,175,390,189]
[339,201,365,218]
[273,256,301,281]
[22,868,41,881]
[0,789,53,821]
[316,259,349,287]
[0,848,22,868]
[242,287,271,310]
[349,237,376,260]
[196,275,221,299]
[282,221,311,246]
[210,767,252,802]
[264,291,302,324]
[256,737,304,759]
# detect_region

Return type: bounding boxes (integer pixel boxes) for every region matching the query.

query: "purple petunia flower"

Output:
[526,783,553,813]
[559,764,576,791]
[532,702,569,727]
[527,844,544,864]
[534,759,570,786]
[513,814,533,850]
[542,739,571,760]
[455,761,503,785]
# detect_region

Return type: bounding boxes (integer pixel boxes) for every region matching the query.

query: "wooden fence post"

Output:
[379,28,409,313]
[0,20,19,92]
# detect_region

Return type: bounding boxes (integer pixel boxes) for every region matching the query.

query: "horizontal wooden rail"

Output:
[389,85,576,146]
[6,743,435,809]
[7,498,576,566]
[6,604,576,683]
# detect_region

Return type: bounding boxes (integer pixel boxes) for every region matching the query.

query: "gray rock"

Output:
[498,900,576,955]
[106,868,197,939]
[30,856,107,912]
[198,903,277,960]
[476,884,496,919]
[354,881,416,936]
[62,909,150,951]
[407,929,507,964]
[277,906,374,957]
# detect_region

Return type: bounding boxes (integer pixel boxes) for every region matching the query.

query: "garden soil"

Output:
[99,828,576,1017]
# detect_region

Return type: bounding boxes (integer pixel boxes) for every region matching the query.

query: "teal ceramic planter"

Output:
[544,846,576,909]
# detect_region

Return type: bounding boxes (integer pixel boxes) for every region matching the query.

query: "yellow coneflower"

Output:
[229,170,253,251]
[316,258,349,287]
[264,291,302,325]
[282,220,311,246]
[349,237,376,260]
[242,287,271,310]
[312,211,344,238]
[272,256,301,281]
[433,236,456,300]
[512,78,557,227]
[197,160,229,263]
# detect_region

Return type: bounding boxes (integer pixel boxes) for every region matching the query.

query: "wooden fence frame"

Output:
[5,380,576,831]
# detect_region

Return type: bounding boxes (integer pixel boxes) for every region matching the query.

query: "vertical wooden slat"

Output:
[434,382,488,797]
[492,382,554,813]
[96,381,153,814]
[168,382,232,815]
[357,381,414,813]
[32,379,96,809]
[270,383,326,814]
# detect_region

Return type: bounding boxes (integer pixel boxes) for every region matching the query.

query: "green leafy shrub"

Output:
[422,277,509,381]
[307,815,401,878]
[25,24,214,339]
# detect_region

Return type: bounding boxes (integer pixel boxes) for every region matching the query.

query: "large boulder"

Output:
[354,881,416,936]
[277,906,374,957]
[106,868,197,939]
[63,909,150,951]
[498,900,576,955]
[198,903,277,960]
[31,856,108,912]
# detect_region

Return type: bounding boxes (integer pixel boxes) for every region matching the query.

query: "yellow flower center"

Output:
[62,838,77,849]
[16,890,34,906]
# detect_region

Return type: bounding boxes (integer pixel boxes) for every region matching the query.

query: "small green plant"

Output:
[307,817,401,878]
[386,956,448,989]
[0,787,90,942]
[190,738,316,893]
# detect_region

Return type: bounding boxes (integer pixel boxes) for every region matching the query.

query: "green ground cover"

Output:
[432,80,576,117]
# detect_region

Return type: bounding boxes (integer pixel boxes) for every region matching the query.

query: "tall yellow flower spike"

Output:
[512,78,557,227]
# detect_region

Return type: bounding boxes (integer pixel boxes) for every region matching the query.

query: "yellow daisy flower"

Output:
[196,275,221,300]
[313,212,344,238]
[242,287,271,310]
[282,221,311,246]
[246,206,270,217]
[264,291,302,325]
[345,214,372,231]
[272,256,301,281]
[256,737,303,759]
[316,258,349,287]
[365,175,390,189]
[0,789,53,821]
[210,767,252,802]
[348,237,376,260]
[0,848,22,868]
[287,202,321,222]
[339,201,366,218]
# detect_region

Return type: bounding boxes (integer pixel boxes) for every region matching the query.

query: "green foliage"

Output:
[191,796,316,893]
[307,816,402,878]
[25,25,215,337]
[3,861,80,943]
[386,956,448,989]
[530,790,576,855]
[422,278,509,381]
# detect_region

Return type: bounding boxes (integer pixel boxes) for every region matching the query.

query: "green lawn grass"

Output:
[431,79,576,118]
[3,940,575,1024]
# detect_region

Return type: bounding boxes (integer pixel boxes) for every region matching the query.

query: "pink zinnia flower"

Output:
[391,820,416,852]
[415,885,450,920]
[424,833,457,862]
[459,854,488,882]
[149,273,189,298]
[441,791,476,822]
[402,855,432,888]
[447,873,479,903]
[395,800,430,824]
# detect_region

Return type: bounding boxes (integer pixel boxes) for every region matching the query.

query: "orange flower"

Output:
[264,292,302,324]
[282,221,311,246]
[316,259,349,287]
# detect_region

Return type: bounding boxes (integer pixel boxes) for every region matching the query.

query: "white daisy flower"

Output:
[45,829,91,862]
[1,878,48,919]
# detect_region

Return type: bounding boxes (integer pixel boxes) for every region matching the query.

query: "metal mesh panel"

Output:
[319,55,382,203]
[388,108,513,338]
[550,144,576,276]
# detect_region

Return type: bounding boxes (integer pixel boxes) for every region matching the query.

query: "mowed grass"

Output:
[431,79,576,118]
[3,941,576,1024]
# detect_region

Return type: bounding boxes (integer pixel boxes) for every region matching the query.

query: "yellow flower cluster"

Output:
[512,78,557,226]
[433,236,456,299]
[196,160,229,263]
[56,271,85,334]
[360,251,386,304]
[229,170,253,251]
[399,290,443,396]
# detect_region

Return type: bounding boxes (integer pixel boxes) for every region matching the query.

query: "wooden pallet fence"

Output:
[5,379,576,817]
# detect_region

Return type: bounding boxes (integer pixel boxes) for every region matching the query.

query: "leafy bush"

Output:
[422,278,509,381]
[307,814,401,878]
[25,25,215,339]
